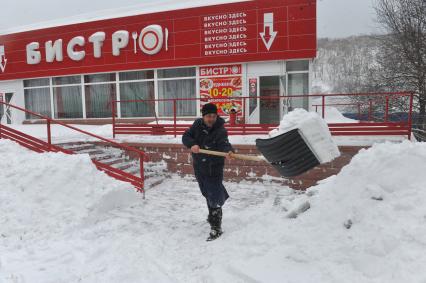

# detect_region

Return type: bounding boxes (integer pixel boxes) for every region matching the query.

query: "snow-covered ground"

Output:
[1,139,426,283]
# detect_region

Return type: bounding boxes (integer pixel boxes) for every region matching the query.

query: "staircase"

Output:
[57,142,168,189]
[0,101,151,196]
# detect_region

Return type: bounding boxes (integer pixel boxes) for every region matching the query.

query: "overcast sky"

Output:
[0,0,380,38]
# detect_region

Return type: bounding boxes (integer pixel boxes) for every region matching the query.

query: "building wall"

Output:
[0,60,311,125]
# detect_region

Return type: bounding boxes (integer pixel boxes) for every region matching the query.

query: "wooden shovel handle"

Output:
[198,149,265,162]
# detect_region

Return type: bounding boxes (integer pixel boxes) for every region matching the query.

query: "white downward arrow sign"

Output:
[260,13,277,51]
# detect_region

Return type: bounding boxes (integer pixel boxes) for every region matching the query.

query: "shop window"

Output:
[287,73,309,110]
[53,75,81,85]
[24,88,51,119]
[158,79,196,117]
[120,81,155,117]
[23,78,49,88]
[286,60,309,72]
[158,67,195,79]
[53,86,83,119]
[84,73,116,84]
[119,70,154,81]
[85,84,116,118]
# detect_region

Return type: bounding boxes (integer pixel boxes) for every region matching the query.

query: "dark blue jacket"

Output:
[182,117,234,177]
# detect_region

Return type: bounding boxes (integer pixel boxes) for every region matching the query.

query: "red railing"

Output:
[0,101,145,195]
[112,92,414,140]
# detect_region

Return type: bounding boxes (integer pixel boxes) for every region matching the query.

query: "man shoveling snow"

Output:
[182,106,341,241]
[182,103,234,241]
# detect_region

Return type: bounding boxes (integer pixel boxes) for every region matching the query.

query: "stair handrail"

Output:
[0,101,145,157]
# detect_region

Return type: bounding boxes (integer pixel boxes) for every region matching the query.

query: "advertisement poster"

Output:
[248,78,257,115]
[200,76,243,116]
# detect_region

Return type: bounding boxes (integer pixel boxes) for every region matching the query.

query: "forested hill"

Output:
[312,35,383,94]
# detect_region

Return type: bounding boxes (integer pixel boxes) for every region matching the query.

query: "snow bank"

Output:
[0,140,138,282]
[323,106,358,123]
[236,141,426,282]
[1,138,426,282]
[269,108,340,163]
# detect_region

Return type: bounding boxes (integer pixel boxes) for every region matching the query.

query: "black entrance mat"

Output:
[255,129,320,177]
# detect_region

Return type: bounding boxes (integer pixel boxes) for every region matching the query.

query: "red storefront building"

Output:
[0,0,316,125]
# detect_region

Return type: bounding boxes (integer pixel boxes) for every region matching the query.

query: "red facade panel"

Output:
[0,0,316,81]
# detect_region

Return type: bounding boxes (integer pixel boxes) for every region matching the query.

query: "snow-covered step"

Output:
[76,148,105,155]
[91,153,119,161]
[101,157,126,166]
[144,176,166,189]
[60,143,96,151]
[112,161,135,171]
[124,166,141,176]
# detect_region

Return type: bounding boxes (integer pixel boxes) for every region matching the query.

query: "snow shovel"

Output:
[255,129,322,177]
[198,128,323,177]
[198,149,264,162]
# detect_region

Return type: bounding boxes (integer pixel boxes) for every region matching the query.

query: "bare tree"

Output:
[374,0,426,137]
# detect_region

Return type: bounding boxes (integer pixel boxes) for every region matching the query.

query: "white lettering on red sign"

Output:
[202,12,249,57]
[200,64,242,76]
[25,25,168,65]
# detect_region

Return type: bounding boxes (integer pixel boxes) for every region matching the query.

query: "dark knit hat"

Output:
[202,103,218,116]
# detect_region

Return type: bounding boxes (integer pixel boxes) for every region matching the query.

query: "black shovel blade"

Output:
[255,129,320,177]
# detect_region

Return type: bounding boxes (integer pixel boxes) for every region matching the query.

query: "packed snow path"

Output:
[1,140,426,283]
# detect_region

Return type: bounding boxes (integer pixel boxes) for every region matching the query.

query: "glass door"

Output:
[259,76,285,124]
[286,73,309,112]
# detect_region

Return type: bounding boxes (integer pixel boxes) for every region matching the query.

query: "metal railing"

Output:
[0,101,145,194]
[112,92,414,140]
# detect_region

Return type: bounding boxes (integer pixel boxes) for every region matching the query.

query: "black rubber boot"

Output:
[207,207,223,241]
[207,206,214,225]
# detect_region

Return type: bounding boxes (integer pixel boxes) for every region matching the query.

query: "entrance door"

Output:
[287,73,309,111]
[5,93,13,124]
[259,76,283,124]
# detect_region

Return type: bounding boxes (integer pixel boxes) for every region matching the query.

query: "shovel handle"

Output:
[198,149,265,162]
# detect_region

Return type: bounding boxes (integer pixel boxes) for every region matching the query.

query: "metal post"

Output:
[242,97,246,134]
[368,99,373,121]
[385,96,389,122]
[47,119,51,150]
[140,153,145,199]
[357,103,361,121]
[173,99,177,138]
[112,101,116,139]
[243,97,246,124]
[321,95,325,118]
[408,93,414,140]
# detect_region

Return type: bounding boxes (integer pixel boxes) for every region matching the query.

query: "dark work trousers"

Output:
[194,167,229,208]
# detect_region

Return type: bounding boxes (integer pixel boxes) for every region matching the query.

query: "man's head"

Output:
[202,103,218,127]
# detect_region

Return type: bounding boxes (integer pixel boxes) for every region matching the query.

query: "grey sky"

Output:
[318,0,380,38]
[0,0,380,38]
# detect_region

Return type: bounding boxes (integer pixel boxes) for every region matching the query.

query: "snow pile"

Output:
[323,106,358,123]
[2,138,426,282]
[269,108,340,163]
[0,140,137,282]
[243,141,426,282]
